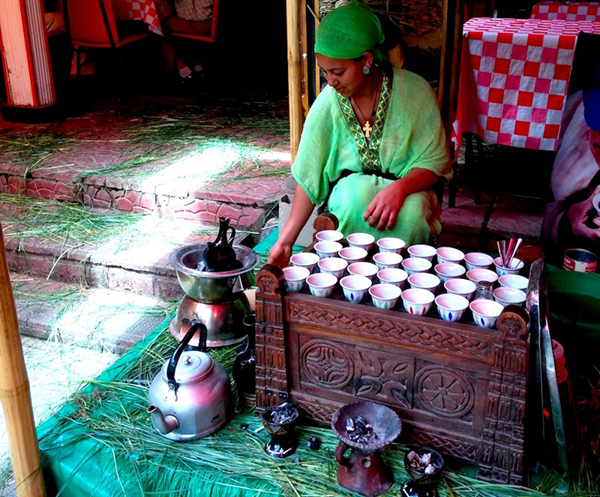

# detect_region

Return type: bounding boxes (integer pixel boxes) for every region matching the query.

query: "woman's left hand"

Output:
[364,181,406,230]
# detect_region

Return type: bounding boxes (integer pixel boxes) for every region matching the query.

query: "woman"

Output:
[268,1,451,268]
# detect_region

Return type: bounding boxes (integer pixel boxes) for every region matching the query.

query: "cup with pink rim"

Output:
[401,288,435,316]
[282,266,310,293]
[493,257,524,276]
[407,244,437,262]
[444,278,477,301]
[470,299,504,328]
[369,284,402,310]
[347,233,375,252]
[377,237,405,254]
[373,251,403,270]
[306,273,337,298]
[377,268,409,288]
[314,241,343,259]
[436,246,465,265]
[402,257,432,276]
[435,293,469,322]
[318,257,348,280]
[348,262,379,281]
[290,252,320,274]
[434,262,466,283]
[464,252,494,271]
[466,268,499,285]
[493,287,526,307]
[315,230,344,243]
[340,275,372,304]
[498,274,529,292]
[408,273,441,294]
[339,246,368,264]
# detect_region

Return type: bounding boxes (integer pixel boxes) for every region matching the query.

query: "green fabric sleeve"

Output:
[291,86,362,205]
[380,69,452,182]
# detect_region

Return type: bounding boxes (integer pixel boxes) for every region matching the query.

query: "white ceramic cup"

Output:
[444,278,477,301]
[314,241,343,259]
[493,257,524,276]
[493,287,526,307]
[347,233,375,252]
[470,299,504,328]
[306,273,337,298]
[377,268,409,288]
[402,257,432,276]
[315,230,344,243]
[434,262,466,283]
[464,252,494,270]
[290,252,320,274]
[436,247,465,265]
[317,257,348,280]
[407,244,437,262]
[340,275,372,304]
[466,268,499,285]
[348,262,379,280]
[369,284,402,310]
[435,293,469,322]
[401,288,435,316]
[373,252,403,270]
[498,274,529,292]
[408,273,441,294]
[339,246,368,264]
[282,266,310,292]
[377,237,405,254]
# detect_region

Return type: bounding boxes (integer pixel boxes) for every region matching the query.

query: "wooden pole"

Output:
[0,225,45,497]
[286,0,304,161]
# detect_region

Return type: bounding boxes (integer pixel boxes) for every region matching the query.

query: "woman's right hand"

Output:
[268,240,293,268]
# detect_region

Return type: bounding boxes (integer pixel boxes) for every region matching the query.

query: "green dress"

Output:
[291,67,452,245]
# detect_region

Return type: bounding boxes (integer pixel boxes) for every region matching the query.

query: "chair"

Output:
[62,0,148,79]
[164,0,221,77]
[167,0,221,44]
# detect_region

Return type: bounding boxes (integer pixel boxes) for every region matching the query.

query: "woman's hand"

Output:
[268,240,293,268]
[566,185,600,240]
[364,168,439,231]
[363,181,405,230]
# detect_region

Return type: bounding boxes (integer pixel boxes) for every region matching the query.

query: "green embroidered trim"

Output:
[338,73,392,174]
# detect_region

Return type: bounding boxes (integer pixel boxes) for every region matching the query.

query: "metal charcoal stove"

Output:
[169,244,259,347]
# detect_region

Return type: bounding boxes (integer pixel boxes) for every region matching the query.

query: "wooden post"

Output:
[286,0,303,161]
[0,225,45,497]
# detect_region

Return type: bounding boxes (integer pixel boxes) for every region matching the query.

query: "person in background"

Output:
[268,1,451,268]
[160,0,214,80]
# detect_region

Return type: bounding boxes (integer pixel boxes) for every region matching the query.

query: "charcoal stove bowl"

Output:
[331,401,402,454]
[404,446,445,485]
[170,244,259,304]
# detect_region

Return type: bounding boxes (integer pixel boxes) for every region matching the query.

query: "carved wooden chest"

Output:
[255,264,531,485]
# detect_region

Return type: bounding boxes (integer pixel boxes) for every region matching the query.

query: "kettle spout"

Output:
[148,405,180,434]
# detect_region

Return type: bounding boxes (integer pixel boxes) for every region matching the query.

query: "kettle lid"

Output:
[162,351,214,384]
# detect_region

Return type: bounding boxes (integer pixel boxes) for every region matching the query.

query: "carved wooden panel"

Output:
[255,264,531,485]
[288,299,493,362]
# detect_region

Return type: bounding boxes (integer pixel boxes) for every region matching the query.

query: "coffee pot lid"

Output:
[162,351,214,385]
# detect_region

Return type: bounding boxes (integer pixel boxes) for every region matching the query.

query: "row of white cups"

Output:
[281,230,529,329]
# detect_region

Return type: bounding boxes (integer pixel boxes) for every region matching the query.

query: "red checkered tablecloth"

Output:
[454,17,600,151]
[531,1,600,22]
[112,0,170,36]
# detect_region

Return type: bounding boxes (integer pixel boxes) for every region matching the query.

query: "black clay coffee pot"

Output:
[202,217,238,272]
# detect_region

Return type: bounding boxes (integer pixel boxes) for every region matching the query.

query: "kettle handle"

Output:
[167,319,207,393]
[227,225,236,245]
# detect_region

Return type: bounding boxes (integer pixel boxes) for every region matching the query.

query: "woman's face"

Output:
[316,53,367,98]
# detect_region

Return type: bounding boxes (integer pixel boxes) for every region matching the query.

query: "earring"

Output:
[363,65,370,75]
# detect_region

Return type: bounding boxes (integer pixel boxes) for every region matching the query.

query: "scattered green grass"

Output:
[35,327,599,497]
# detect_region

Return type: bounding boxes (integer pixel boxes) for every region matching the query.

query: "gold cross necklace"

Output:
[351,77,380,140]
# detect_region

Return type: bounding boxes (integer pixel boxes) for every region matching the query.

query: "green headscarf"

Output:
[315,1,386,64]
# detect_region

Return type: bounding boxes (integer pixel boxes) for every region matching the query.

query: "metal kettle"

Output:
[148,320,232,441]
